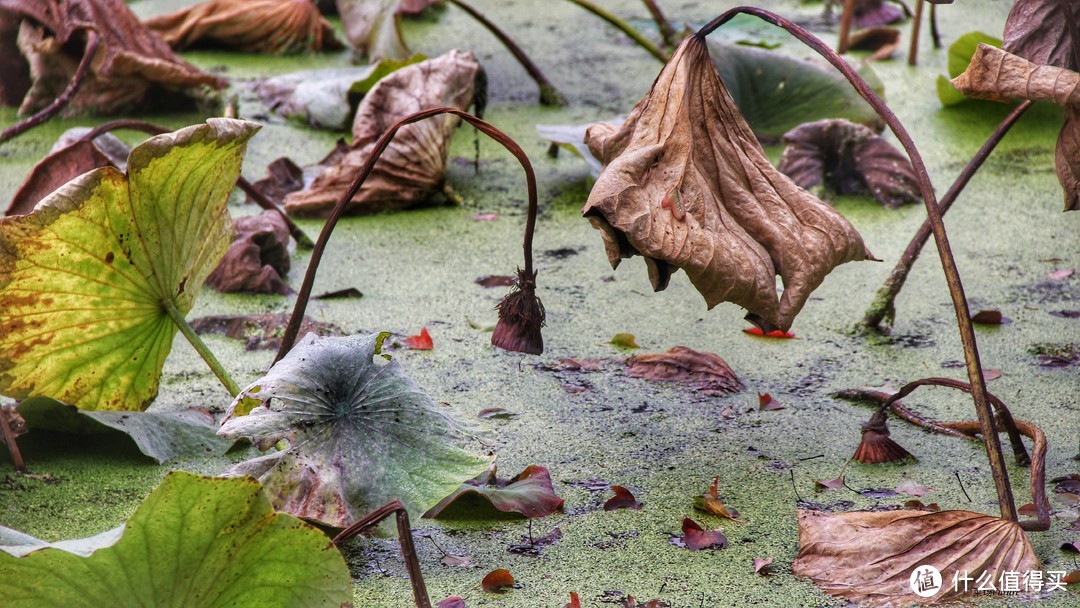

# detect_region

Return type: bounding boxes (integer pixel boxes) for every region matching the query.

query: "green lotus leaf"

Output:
[16,397,235,464]
[218,332,493,528]
[0,119,259,411]
[0,471,351,607]
[709,40,886,143]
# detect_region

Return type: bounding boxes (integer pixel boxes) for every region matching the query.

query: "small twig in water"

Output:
[799,454,825,462]
[955,471,972,502]
[790,469,804,503]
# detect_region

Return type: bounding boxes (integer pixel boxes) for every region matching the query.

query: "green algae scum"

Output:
[1,1,1078,606]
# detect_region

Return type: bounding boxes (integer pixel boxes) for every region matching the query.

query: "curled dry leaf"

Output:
[246,158,303,206]
[1002,0,1080,70]
[206,211,292,295]
[895,478,934,497]
[848,27,901,62]
[971,309,1010,324]
[778,119,920,208]
[753,557,773,574]
[625,346,743,396]
[218,333,492,527]
[583,36,873,333]
[423,464,564,520]
[793,509,1040,606]
[284,50,479,217]
[190,313,341,351]
[144,0,343,54]
[0,0,224,116]
[475,275,515,288]
[604,485,642,511]
[677,517,727,551]
[952,43,1080,211]
[848,0,905,28]
[481,568,515,593]
[815,476,845,492]
[694,477,743,522]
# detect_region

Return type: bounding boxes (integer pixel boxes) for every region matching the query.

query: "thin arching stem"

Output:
[333,500,431,608]
[860,100,1034,333]
[564,0,670,63]
[697,7,1017,522]
[274,108,539,364]
[642,0,679,50]
[445,0,565,106]
[0,31,99,146]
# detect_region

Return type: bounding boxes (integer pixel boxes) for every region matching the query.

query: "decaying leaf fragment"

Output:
[206,210,292,295]
[778,119,920,208]
[284,50,479,217]
[6,130,120,216]
[144,0,344,54]
[583,36,873,332]
[793,509,1040,606]
[0,0,225,116]
[625,346,743,396]
[423,464,564,520]
[337,0,411,61]
[951,0,1080,212]
[218,333,492,527]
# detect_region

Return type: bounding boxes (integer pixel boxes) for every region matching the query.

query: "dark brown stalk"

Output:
[333,500,431,608]
[564,0,670,63]
[929,2,941,49]
[697,7,1017,522]
[907,0,923,65]
[860,100,1034,333]
[445,0,565,106]
[274,107,540,363]
[874,379,1048,531]
[0,31,99,146]
[0,406,25,472]
[837,0,855,54]
[642,0,679,50]
[76,119,314,249]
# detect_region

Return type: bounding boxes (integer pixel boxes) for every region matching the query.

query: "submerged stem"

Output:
[860,100,1033,333]
[446,0,565,106]
[163,300,241,397]
[697,7,1017,522]
[274,107,540,364]
[564,0,670,63]
[0,30,99,146]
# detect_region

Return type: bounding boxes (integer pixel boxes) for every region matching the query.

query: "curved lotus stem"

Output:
[274,107,542,363]
[333,500,431,608]
[564,0,671,63]
[697,7,1017,523]
[0,30,99,146]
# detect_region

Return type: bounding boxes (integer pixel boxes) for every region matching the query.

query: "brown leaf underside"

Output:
[283,50,478,217]
[793,509,1040,606]
[144,0,343,54]
[582,36,871,332]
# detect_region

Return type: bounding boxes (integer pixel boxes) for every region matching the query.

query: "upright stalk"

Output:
[564,0,670,63]
[162,301,241,397]
[333,500,431,608]
[642,0,679,50]
[698,7,1017,522]
[0,30,99,146]
[446,0,565,106]
[837,0,855,54]
[908,0,924,65]
[860,100,1033,333]
[274,107,540,363]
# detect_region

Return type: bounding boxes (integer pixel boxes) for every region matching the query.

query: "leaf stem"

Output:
[0,30,99,146]
[859,100,1033,333]
[641,0,679,50]
[908,0,923,66]
[697,7,1018,523]
[274,108,539,363]
[564,0,670,63]
[837,0,855,54]
[334,500,431,608]
[162,300,240,397]
[445,0,566,106]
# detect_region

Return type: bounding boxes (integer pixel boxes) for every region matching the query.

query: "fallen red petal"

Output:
[757,392,785,411]
[481,569,515,592]
[564,592,582,608]
[603,485,642,511]
[405,327,434,350]
[1048,269,1075,280]
[743,327,797,339]
[475,275,516,288]
[982,368,1002,382]
[471,212,499,221]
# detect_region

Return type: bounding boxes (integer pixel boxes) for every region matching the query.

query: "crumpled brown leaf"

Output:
[849,0,904,29]
[625,346,743,396]
[336,0,410,61]
[144,0,344,54]
[848,27,901,62]
[793,509,1040,606]
[1002,0,1080,70]
[246,157,304,206]
[206,210,292,295]
[0,0,224,116]
[191,313,341,351]
[284,50,478,217]
[582,36,873,332]
[5,128,127,216]
[778,118,920,208]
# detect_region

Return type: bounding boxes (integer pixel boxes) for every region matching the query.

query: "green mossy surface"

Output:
[2,1,1078,606]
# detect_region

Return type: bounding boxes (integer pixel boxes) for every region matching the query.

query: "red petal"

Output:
[743,327,797,339]
[481,569,515,592]
[404,327,434,350]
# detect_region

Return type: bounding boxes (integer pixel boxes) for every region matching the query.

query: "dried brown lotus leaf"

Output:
[284,50,478,217]
[582,36,872,332]
[1002,0,1080,70]
[951,44,1080,105]
[144,0,344,54]
[1059,105,1080,211]
[7,140,113,216]
[337,0,410,61]
[793,509,1040,606]
[206,210,292,295]
[1,0,225,116]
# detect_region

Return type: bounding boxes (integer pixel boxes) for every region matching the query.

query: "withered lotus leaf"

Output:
[218,332,492,527]
[793,509,1040,606]
[336,0,411,61]
[848,0,904,29]
[190,313,342,351]
[423,464,564,520]
[625,346,743,396]
[7,138,113,217]
[144,0,343,54]
[284,50,479,217]
[206,210,292,295]
[1002,0,1080,70]
[778,119,920,209]
[0,0,224,116]
[583,36,873,332]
